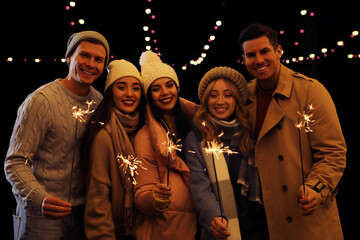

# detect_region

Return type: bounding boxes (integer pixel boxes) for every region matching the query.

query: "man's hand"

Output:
[210,217,231,239]
[298,186,322,216]
[41,196,72,220]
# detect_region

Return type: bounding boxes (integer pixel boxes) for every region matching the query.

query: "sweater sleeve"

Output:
[133,127,164,215]
[184,131,221,232]
[4,91,51,211]
[84,130,116,240]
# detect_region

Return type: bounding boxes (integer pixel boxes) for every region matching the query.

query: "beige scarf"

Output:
[105,108,141,236]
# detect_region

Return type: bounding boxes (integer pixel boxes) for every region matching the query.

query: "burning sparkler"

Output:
[117,154,147,186]
[295,104,315,132]
[69,100,96,202]
[295,104,315,193]
[204,131,238,222]
[72,100,96,122]
[162,132,182,187]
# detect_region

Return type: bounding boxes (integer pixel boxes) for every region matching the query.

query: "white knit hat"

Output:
[139,51,179,95]
[105,59,142,92]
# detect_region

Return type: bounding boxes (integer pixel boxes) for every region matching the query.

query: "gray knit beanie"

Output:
[65,30,110,67]
[198,66,249,104]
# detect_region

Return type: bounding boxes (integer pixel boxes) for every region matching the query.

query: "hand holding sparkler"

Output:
[152,183,172,210]
[210,217,231,239]
[298,185,322,216]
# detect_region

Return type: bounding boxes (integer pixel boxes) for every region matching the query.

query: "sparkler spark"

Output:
[204,132,238,157]
[162,132,182,160]
[295,104,315,132]
[72,100,96,122]
[117,154,147,185]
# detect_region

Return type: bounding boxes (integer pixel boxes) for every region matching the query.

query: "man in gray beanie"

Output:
[5,30,109,239]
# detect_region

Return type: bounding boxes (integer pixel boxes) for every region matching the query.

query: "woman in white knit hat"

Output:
[82,59,145,240]
[133,51,198,240]
[184,66,269,240]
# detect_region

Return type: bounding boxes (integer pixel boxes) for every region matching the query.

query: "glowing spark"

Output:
[295,104,315,132]
[117,154,147,185]
[202,121,207,127]
[204,132,238,157]
[72,100,96,122]
[162,132,182,160]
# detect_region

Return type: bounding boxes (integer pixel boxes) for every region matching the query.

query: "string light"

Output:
[2,3,359,66]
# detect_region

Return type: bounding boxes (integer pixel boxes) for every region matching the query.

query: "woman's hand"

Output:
[152,183,172,209]
[210,217,231,239]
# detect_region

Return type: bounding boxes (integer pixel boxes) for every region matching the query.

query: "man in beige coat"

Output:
[239,23,346,239]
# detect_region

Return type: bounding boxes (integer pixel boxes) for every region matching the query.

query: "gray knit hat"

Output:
[65,30,110,67]
[198,66,249,104]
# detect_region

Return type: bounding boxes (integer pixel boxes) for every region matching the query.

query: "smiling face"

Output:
[242,35,282,89]
[207,79,236,120]
[112,76,142,114]
[68,41,106,86]
[150,77,178,115]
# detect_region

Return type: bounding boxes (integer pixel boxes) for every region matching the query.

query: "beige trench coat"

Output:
[247,65,346,240]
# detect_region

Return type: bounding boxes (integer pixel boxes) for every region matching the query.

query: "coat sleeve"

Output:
[133,127,164,215]
[305,80,347,202]
[4,92,51,211]
[84,130,116,239]
[184,131,221,232]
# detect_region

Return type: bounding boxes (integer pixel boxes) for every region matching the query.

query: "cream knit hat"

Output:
[65,30,110,67]
[105,59,142,92]
[139,51,179,95]
[198,66,249,104]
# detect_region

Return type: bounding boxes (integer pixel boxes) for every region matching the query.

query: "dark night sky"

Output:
[1,0,359,239]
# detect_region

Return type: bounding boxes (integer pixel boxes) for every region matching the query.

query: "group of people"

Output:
[5,23,346,240]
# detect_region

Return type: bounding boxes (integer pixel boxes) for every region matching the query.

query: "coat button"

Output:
[286,216,293,223]
[282,185,288,192]
[278,155,284,161]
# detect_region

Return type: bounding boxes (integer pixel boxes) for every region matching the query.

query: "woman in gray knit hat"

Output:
[185,66,269,240]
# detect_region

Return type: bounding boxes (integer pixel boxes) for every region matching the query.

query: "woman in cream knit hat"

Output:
[133,51,198,240]
[82,59,145,239]
[185,66,269,240]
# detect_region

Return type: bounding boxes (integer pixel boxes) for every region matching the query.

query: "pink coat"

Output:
[133,98,198,240]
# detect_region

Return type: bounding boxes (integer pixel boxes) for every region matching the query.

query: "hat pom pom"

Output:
[139,50,162,67]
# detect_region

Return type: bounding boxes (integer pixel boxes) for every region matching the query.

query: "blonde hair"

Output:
[193,78,253,156]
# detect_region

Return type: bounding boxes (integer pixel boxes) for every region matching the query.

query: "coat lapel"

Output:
[257,99,285,142]
[247,65,294,143]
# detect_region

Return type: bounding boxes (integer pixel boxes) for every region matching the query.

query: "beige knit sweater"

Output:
[5,79,102,211]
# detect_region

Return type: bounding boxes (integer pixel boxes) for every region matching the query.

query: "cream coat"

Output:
[248,65,346,240]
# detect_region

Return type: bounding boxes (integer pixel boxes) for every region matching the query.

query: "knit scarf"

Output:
[199,115,261,240]
[211,116,262,205]
[105,107,141,236]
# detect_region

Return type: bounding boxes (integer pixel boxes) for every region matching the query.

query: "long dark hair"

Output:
[146,84,191,159]
[81,83,146,182]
